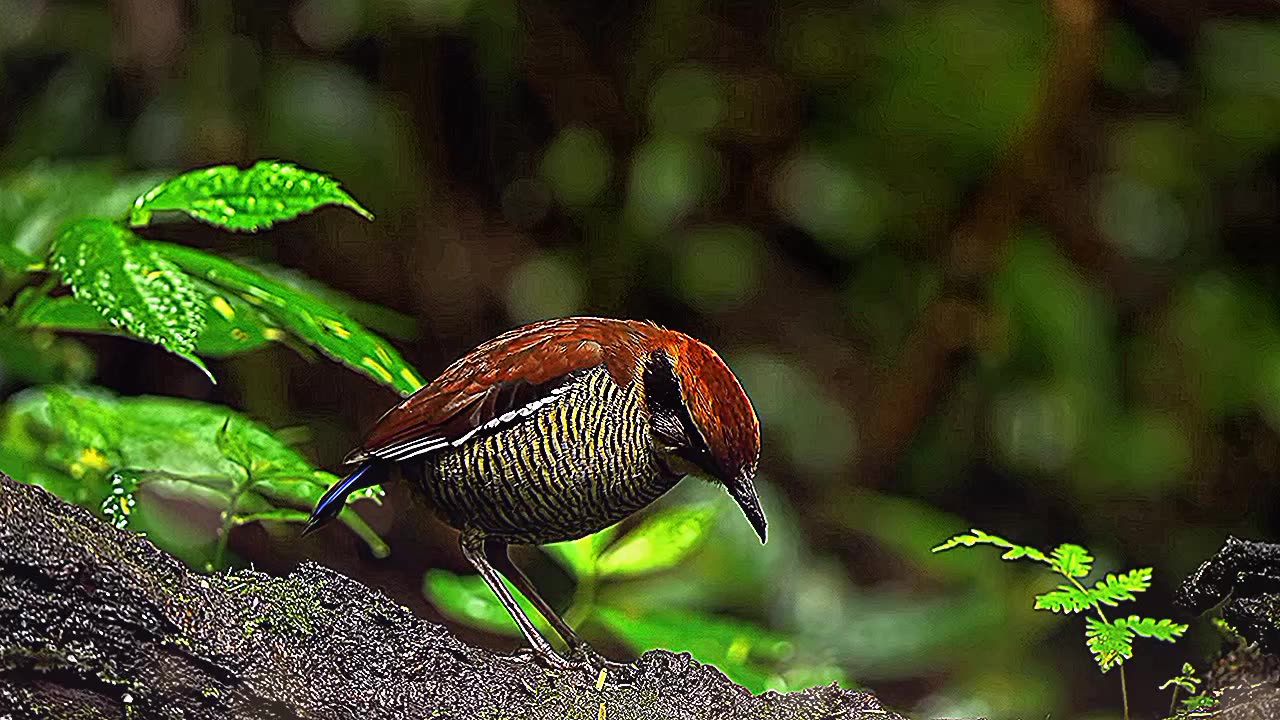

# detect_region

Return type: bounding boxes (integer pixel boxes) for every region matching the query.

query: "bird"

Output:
[304,316,764,668]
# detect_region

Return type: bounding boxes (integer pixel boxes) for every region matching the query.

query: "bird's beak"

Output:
[727,474,767,543]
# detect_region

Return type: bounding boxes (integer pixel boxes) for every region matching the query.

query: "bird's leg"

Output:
[483,539,602,665]
[459,532,571,669]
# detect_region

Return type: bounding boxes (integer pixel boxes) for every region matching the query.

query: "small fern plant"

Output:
[1159,662,1219,718]
[933,528,1188,720]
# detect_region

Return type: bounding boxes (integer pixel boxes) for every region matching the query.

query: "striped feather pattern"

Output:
[409,364,678,544]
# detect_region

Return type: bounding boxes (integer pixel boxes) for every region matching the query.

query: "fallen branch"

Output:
[0,473,903,719]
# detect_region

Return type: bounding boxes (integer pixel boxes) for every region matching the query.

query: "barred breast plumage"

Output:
[404,364,679,544]
[307,317,764,667]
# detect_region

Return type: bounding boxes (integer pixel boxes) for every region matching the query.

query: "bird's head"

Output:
[641,330,765,543]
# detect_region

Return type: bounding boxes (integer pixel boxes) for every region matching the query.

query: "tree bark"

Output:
[0,473,904,720]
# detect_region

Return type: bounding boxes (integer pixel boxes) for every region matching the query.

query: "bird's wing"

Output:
[347,318,654,463]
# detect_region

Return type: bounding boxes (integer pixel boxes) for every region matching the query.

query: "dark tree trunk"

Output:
[0,473,904,719]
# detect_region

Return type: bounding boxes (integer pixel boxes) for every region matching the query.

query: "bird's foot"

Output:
[510,646,577,671]
[567,642,610,669]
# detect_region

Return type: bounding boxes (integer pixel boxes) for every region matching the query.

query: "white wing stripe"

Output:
[370,381,577,460]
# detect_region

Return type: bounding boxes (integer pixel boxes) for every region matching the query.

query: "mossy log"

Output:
[0,473,904,719]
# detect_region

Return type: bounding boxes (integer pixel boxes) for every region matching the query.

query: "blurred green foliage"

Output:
[3,1,1280,717]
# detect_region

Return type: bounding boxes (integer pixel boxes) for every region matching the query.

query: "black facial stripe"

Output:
[643,350,715,468]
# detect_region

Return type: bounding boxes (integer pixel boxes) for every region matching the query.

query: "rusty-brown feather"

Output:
[347,317,666,463]
[307,316,762,668]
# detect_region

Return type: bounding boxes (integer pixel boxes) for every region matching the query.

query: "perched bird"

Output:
[305,317,764,667]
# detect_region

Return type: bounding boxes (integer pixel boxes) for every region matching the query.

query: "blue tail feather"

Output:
[303,462,384,535]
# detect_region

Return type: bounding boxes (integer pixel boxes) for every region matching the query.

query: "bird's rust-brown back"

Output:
[349,318,663,462]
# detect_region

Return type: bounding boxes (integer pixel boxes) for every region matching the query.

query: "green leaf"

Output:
[1119,615,1188,642]
[596,606,791,693]
[1084,615,1186,673]
[544,524,621,579]
[931,528,1050,564]
[130,161,373,231]
[240,258,417,340]
[17,281,284,358]
[1182,695,1219,712]
[596,504,717,579]
[1033,568,1152,614]
[153,241,423,394]
[1087,568,1152,606]
[0,385,387,557]
[422,569,548,637]
[1085,616,1133,672]
[190,281,284,356]
[49,219,208,378]
[1050,544,1094,579]
[1033,584,1095,614]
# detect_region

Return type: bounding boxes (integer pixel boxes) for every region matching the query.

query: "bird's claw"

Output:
[567,643,609,668]
[510,646,577,671]
[508,643,608,671]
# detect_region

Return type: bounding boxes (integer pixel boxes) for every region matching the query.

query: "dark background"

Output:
[3,0,1280,717]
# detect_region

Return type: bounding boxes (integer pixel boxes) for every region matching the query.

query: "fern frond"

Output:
[1089,568,1152,607]
[1182,694,1219,712]
[931,528,1050,564]
[1159,662,1200,694]
[1035,568,1156,614]
[1034,584,1095,613]
[1085,617,1133,672]
[1050,543,1094,578]
[1118,615,1188,642]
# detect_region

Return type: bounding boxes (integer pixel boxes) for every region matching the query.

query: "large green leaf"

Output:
[0,385,387,557]
[423,569,549,638]
[544,524,621,579]
[242,258,417,340]
[17,281,286,358]
[153,241,423,394]
[130,161,373,231]
[596,606,791,693]
[595,504,717,579]
[189,283,283,356]
[49,219,209,377]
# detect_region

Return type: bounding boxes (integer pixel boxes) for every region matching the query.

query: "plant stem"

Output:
[210,475,248,570]
[1065,573,1130,720]
[1120,666,1130,720]
[210,495,238,571]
